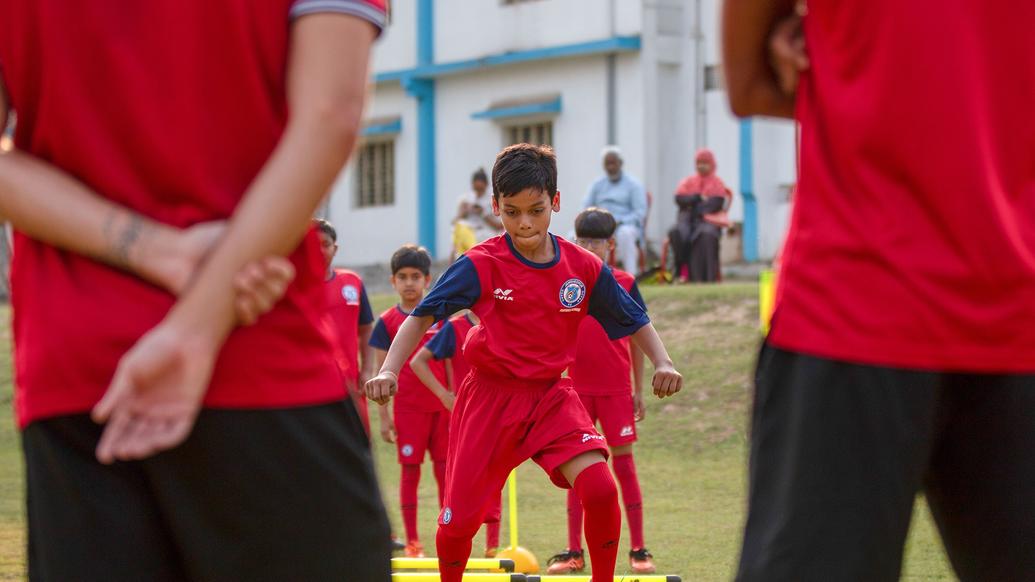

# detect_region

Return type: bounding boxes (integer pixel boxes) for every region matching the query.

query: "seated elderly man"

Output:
[582,146,647,276]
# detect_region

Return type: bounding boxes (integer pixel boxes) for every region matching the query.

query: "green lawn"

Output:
[0,285,956,580]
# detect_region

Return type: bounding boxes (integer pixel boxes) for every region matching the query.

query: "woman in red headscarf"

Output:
[671,149,732,282]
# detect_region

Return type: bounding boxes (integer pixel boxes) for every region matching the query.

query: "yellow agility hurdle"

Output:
[392,558,516,572]
[392,574,527,582]
[525,571,678,575]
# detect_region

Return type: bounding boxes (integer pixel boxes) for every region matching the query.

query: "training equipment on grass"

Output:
[759,268,775,334]
[393,574,527,582]
[393,558,516,572]
[496,470,540,574]
[525,571,678,575]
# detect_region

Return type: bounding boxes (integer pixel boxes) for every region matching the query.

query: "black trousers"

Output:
[737,344,1035,582]
[24,399,392,582]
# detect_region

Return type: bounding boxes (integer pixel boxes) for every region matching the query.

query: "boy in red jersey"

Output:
[0,2,393,580]
[315,218,376,434]
[546,207,654,575]
[370,244,450,558]
[412,310,504,558]
[724,1,1035,580]
[367,144,683,582]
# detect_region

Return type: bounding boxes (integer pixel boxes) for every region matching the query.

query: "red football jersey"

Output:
[0,0,387,426]
[412,234,649,381]
[425,313,478,389]
[569,269,645,396]
[770,1,1035,372]
[323,269,374,381]
[371,306,448,413]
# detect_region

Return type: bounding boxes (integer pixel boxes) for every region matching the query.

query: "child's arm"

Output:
[410,348,455,411]
[629,324,682,398]
[367,314,436,405]
[722,0,803,119]
[367,256,483,404]
[631,342,646,421]
[373,348,396,443]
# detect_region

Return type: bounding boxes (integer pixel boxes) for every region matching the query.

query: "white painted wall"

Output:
[370,1,416,73]
[435,0,643,64]
[330,0,798,266]
[327,85,419,265]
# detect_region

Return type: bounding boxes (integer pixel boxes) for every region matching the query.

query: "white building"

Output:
[327,0,797,267]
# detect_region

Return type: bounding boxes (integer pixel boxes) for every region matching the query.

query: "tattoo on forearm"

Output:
[103,210,147,268]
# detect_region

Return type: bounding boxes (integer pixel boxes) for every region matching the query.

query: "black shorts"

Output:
[24,399,391,582]
[737,344,1035,582]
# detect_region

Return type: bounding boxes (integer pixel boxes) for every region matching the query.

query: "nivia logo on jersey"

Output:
[559,278,587,312]
[342,285,359,304]
[494,288,514,301]
[581,433,605,443]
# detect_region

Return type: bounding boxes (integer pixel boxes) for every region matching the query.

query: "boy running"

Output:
[546,207,655,575]
[316,218,376,434]
[370,244,450,558]
[367,143,683,582]
[412,311,504,558]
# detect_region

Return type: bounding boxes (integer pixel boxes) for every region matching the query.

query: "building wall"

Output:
[328,0,798,267]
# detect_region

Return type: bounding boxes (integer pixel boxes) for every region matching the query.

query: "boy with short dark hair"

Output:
[547,207,655,575]
[367,143,683,582]
[370,244,450,558]
[315,218,376,434]
[411,310,504,558]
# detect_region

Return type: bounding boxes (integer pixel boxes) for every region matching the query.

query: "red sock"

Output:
[436,526,473,582]
[573,463,620,582]
[484,520,500,550]
[612,454,645,549]
[433,460,447,508]
[401,464,421,544]
[567,487,583,550]
[485,492,503,549]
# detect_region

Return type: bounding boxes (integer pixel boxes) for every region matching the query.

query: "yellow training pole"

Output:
[392,558,516,572]
[508,471,519,549]
[759,268,775,334]
[496,470,539,573]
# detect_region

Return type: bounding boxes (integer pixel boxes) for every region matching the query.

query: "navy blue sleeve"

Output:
[424,321,457,360]
[411,256,481,322]
[358,285,374,326]
[588,265,651,340]
[369,319,392,350]
[628,281,647,312]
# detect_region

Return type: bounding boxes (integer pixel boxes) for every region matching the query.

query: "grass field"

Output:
[0,284,956,580]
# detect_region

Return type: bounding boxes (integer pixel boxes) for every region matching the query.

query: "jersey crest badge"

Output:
[559,278,587,309]
[342,285,360,304]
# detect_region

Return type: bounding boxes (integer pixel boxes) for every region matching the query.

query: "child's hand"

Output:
[366,371,398,405]
[439,391,456,411]
[651,363,682,398]
[633,392,647,421]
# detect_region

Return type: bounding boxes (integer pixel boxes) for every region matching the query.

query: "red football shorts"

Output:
[437,371,608,537]
[577,392,637,447]
[394,408,450,465]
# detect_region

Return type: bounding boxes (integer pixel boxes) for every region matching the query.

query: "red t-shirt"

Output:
[569,269,645,396]
[770,1,1035,372]
[370,306,449,413]
[412,234,650,381]
[0,0,387,427]
[424,313,478,389]
[323,269,374,382]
